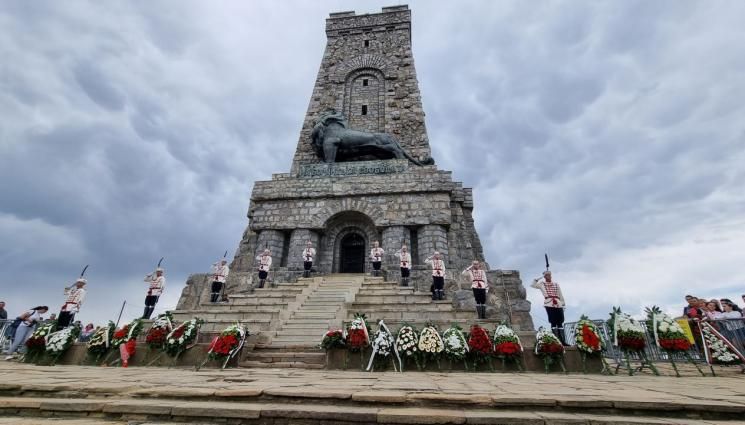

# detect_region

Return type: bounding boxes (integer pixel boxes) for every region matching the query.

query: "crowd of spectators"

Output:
[683,294,745,342]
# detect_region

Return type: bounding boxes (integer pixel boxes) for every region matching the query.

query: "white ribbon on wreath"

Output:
[366,320,402,372]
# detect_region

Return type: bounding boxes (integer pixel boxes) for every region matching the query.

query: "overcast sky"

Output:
[2,1,744,329]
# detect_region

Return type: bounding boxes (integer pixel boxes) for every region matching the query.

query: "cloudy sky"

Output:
[2,1,744,328]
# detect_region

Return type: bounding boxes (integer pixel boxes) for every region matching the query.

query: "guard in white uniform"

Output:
[59,278,87,328]
[255,249,272,288]
[142,268,165,319]
[531,270,567,345]
[394,245,412,287]
[425,252,446,300]
[369,240,385,277]
[462,260,488,319]
[210,259,230,303]
[302,241,316,279]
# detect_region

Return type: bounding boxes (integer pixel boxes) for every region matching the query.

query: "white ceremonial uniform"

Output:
[144,275,166,296]
[395,251,412,269]
[370,247,385,262]
[462,269,488,289]
[256,254,272,272]
[303,248,316,263]
[530,279,565,308]
[425,258,446,277]
[62,287,86,313]
[212,263,230,283]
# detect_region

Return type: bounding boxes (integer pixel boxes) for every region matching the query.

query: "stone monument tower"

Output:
[178,5,533,330]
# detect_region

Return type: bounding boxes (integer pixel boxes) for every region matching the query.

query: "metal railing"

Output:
[564,317,745,364]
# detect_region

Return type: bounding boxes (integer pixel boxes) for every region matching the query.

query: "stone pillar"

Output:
[416,224,448,265]
[286,229,320,271]
[381,226,411,272]
[254,230,286,269]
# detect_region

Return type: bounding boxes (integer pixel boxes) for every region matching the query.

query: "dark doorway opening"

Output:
[340,233,365,273]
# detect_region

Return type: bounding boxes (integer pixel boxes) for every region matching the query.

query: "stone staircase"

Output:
[239,274,364,369]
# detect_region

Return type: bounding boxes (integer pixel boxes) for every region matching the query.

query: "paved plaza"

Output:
[1,363,744,424]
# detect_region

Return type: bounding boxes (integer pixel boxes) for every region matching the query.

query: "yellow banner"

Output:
[676,318,696,344]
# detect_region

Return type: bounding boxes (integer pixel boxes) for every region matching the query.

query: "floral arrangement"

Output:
[345,313,370,352]
[467,324,493,371]
[418,324,444,369]
[319,329,345,351]
[199,324,248,370]
[699,321,744,367]
[45,324,81,365]
[645,306,702,377]
[119,339,137,367]
[111,319,144,348]
[442,325,469,370]
[24,321,56,362]
[573,316,609,374]
[145,312,173,350]
[493,324,523,371]
[366,320,400,371]
[608,307,657,376]
[164,317,203,359]
[87,321,115,360]
[534,328,565,374]
[395,325,420,370]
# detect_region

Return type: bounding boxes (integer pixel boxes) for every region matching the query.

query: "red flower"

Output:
[468,326,493,355]
[495,341,520,356]
[170,326,185,340]
[125,339,137,356]
[346,329,368,349]
[581,325,601,351]
[660,338,690,352]
[146,328,167,344]
[539,342,563,354]
[113,327,128,340]
[618,335,646,351]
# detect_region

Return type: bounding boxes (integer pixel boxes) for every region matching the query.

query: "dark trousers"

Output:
[210,281,223,302]
[258,271,268,280]
[372,261,382,271]
[472,288,486,304]
[433,276,444,291]
[57,311,75,328]
[400,267,410,278]
[545,306,564,327]
[303,261,312,271]
[142,295,159,319]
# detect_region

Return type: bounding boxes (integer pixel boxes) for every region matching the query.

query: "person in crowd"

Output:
[394,245,412,287]
[369,241,384,277]
[255,249,272,288]
[79,323,95,342]
[46,313,57,323]
[0,301,7,321]
[719,300,745,341]
[58,278,87,328]
[210,258,230,303]
[302,241,316,279]
[462,260,488,319]
[4,306,48,360]
[142,267,165,320]
[683,296,704,319]
[704,300,723,321]
[721,298,743,313]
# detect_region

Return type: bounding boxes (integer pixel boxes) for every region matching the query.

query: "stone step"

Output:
[243,351,325,364]
[351,311,476,321]
[350,302,453,310]
[229,299,292,306]
[197,319,273,332]
[238,360,325,369]
[275,328,326,337]
[353,294,441,303]
[172,309,280,321]
[280,323,332,330]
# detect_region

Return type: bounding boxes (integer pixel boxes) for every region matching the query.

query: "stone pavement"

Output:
[1,363,744,424]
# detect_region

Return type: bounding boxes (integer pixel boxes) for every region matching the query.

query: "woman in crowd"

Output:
[704,300,723,320]
[719,300,745,341]
[4,306,49,360]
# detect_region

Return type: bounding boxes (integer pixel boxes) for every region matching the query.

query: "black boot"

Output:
[558,327,569,346]
[475,306,481,319]
[439,290,445,300]
[258,279,265,289]
[210,293,217,303]
[142,306,150,320]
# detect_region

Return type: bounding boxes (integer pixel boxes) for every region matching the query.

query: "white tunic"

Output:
[62,287,86,312]
[425,258,446,277]
[395,251,412,269]
[144,275,166,296]
[462,268,488,289]
[530,279,565,308]
[369,247,385,262]
[211,263,230,283]
[302,248,316,263]
[256,254,272,272]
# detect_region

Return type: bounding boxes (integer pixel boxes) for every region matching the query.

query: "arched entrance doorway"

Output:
[339,232,365,273]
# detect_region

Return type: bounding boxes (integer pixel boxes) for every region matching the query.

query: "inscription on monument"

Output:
[298,159,408,178]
